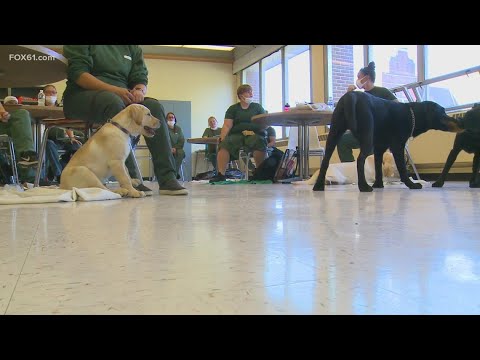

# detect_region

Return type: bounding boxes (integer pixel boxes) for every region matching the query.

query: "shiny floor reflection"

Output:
[1,181,479,314]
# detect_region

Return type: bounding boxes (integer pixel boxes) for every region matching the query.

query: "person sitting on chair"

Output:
[209,84,268,183]
[202,116,221,170]
[1,96,39,183]
[166,112,185,180]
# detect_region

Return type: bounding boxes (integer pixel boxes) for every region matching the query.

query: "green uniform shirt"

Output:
[202,127,222,154]
[63,45,148,95]
[168,125,185,150]
[225,102,266,134]
[366,86,397,101]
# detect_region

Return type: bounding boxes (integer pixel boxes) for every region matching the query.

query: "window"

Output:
[242,63,260,103]
[328,45,364,102]
[261,50,283,137]
[285,45,311,106]
[425,45,480,78]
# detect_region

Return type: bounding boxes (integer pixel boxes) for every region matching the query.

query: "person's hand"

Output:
[347,84,357,92]
[113,87,134,105]
[172,148,176,154]
[70,138,83,146]
[242,130,255,136]
[130,88,145,104]
[0,111,10,123]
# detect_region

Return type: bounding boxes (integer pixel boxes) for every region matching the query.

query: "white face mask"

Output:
[45,95,57,106]
[243,96,253,104]
[167,120,175,127]
[356,76,367,89]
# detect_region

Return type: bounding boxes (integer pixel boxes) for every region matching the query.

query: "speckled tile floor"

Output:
[1,180,479,314]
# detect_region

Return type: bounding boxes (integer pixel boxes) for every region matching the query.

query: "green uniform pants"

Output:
[63,90,177,184]
[337,131,361,162]
[0,109,35,156]
[0,109,36,182]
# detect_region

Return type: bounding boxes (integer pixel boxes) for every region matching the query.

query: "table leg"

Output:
[303,125,310,179]
[297,125,304,178]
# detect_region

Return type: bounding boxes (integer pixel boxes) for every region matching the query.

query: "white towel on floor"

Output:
[0,187,121,204]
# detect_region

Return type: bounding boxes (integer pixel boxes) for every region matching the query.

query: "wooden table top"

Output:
[252,110,333,127]
[4,104,65,119]
[0,45,67,87]
[187,137,220,145]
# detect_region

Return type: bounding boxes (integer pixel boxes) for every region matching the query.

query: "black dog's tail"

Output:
[343,91,358,133]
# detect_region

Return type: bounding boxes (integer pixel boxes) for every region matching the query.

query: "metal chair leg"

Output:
[405,145,421,180]
[7,136,19,185]
[129,141,144,185]
[34,127,52,187]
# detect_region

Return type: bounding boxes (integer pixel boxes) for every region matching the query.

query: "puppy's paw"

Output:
[128,189,146,198]
[112,188,130,197]
[372,181,384,188]
[131,178,142,187]
[432,181,444,188]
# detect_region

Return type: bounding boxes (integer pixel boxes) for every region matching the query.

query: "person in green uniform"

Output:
[209,84,268,183]
[62,45,187,195]
[1,97,38,183]
[202,116,221,170]
[166,112,185,179]
[337,61,399,162]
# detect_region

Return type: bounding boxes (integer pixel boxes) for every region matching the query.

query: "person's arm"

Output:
[220,119,233,142]
[0,103,10,122]
[175,126,185,150]
[128,46,148,104]
[202,128,210,138]
[66,129,82,145]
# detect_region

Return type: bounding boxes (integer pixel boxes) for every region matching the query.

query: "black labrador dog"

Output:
[313,91,462,192]
[432,104,480,188]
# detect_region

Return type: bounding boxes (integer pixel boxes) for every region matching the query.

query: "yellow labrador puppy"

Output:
[60,104,160,198]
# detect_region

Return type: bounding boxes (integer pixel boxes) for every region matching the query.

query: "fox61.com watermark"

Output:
[9,53,55,61]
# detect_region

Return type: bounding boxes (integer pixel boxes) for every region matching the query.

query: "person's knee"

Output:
[97,92,125,119]
[143,98,165,121]
[9,109,30,121]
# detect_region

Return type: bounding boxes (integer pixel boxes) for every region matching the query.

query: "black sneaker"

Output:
[209,173,227,183]
[133,183,153,196]
[158,179,188,195]
[17,151,38,167]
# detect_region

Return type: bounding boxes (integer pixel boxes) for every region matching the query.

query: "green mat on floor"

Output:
[210,180,273,185]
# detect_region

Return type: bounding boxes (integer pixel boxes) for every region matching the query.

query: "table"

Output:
[187,137,220,175]
[252,110,332,179]
[4,104,65,153]
[0,45,67,87]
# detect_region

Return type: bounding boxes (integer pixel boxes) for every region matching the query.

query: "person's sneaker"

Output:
[158,178,188,195]
[209,173,227,183]
[133,183,153,196]
[17,151,38,167]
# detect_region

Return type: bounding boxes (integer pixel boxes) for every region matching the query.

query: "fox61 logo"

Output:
[9,54,54,61]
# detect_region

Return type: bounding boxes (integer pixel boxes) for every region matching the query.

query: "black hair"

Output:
[359,61,376,83]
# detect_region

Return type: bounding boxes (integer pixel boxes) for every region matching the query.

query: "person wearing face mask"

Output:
[39,84,84,183]
[202,116,222,170]
[338,61,398,162]
[209,84,268,183]
[166,112,185,179]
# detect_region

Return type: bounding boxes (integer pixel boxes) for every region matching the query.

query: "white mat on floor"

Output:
[0,187,121,204]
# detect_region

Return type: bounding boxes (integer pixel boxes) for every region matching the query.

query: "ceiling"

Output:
[45,45,257,62]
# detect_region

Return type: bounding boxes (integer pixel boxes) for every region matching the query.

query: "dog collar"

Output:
[110,121,131,136]
[409,106,416,140]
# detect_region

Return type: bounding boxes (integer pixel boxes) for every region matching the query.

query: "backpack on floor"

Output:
[273,148,298,182]
[251,148,284,181]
